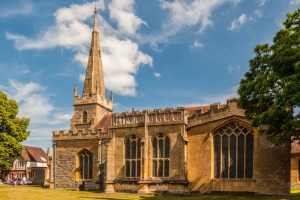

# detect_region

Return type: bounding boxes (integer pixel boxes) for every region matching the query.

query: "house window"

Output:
[83,111,87,123]
[125,135,141,178]
[29,172,35,178]
[79,150,93,179]
[214,123,254,179]
[17,160,24,168]
[152,133,170,178]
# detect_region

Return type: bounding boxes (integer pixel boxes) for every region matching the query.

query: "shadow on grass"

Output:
[77,192,300,200]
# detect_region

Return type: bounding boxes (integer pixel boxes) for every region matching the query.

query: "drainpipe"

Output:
[101,139,105,191]
[53,142,57,189]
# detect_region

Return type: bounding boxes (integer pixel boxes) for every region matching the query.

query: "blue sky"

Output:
[0,0,299,151]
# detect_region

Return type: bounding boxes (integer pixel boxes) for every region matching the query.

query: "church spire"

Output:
[82,4,106,99]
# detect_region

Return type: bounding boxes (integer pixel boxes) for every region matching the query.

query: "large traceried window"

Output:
[152,133,170,178]
[79,150,93,179]
[214,122,254,179]
[125,135,141,178]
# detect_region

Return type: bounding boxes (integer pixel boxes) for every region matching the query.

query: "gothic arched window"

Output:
[78,150,93,179]
[214,122,254,179]
[125,135,141,178]
[152,133,170,178]
[83,111,87,123]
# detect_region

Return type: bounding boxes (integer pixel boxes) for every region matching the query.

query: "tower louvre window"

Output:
[83,111,87,123]
[214,122,253,179]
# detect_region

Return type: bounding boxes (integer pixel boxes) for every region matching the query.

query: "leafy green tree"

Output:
[0,91,30,169]
[238,8,300,145]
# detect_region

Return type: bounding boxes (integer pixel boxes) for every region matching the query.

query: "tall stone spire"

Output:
[83,5,106,99]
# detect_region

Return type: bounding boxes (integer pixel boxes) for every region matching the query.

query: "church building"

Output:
[51,8,290,195]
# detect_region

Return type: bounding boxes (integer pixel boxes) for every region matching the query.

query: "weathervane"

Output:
[93,1,97,13]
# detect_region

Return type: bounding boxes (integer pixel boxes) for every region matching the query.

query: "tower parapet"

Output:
[74,93,112,110]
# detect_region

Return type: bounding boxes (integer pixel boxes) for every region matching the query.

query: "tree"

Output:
[0,91,30,169]
[237,8,300,146]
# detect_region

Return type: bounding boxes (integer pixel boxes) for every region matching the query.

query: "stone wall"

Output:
[106,108,188,193]
[53,139,100,189]
[30,168,46,185]
[187,98,290,195]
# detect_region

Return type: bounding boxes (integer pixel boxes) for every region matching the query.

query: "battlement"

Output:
[112,107,186,126]
[188,98,244,126]
[52,128,108,140]
[74,93,112,110]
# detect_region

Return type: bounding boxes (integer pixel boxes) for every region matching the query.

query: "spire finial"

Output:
[93,2,97,14]
[92,2,98,32]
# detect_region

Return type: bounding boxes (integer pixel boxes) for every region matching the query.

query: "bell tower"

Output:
[70,6,113,132]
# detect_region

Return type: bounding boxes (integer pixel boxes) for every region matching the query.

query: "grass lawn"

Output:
[1,184,300,200]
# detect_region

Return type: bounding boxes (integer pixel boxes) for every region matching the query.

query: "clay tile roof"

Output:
[291,140,300,153]
[185,105,210,117]
[22,146,47,162]
[185,106,210,112]
[94,114,112,132]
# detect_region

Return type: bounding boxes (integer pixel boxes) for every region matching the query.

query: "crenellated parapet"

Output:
[112,107,187,126]
[74,93,112,111]
[188,98,245,127]
[52,127,108,141]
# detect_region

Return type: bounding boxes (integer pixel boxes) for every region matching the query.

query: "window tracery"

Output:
[78,150,93,179]
[125,135,141,178]
[152,133,170,178]
[214,122,254,179]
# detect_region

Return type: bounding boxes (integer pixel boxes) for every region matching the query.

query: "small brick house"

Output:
[50,8,291,195]
[1,146,48,185]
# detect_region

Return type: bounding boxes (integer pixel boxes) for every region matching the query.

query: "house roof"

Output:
[94,114,112,132]
[22,146,47,163]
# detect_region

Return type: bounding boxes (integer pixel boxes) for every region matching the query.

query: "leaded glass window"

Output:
[125,135,141,178]
[152,133,170,178]
[214,123,254,179]
[79,150,93,179]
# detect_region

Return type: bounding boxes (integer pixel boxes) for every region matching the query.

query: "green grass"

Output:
[1,184,300,200]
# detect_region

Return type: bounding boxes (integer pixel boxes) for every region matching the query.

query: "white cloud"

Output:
[200,85,239,105]
[143,0,241,46]
[253,9,263,18]
[228,65,241,74]
[0,0,34,17]
[108,0,146,36]
[6,3,93,50]
[53,112,72,121]
[6,1,153,96]
[256,0,267,7]
[190,40,204,49]
[102,36,153,96]
[154,73,161,78]
[0,80,71,150]
[227,14,248,31]
[291,0,300,5]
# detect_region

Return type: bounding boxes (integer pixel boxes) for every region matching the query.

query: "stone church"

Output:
[51,8,290,195]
